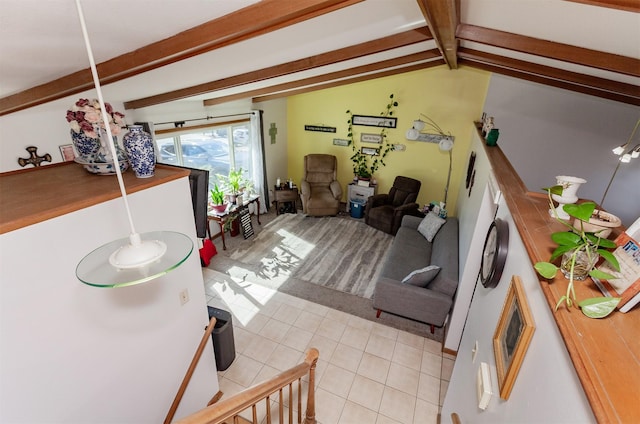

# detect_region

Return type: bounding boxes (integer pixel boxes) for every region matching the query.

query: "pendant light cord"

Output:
[74,0,137,238]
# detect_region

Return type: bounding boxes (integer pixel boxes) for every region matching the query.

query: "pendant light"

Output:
[74,0,193,288]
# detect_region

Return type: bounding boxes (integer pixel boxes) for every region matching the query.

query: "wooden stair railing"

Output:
[175,348,319,424]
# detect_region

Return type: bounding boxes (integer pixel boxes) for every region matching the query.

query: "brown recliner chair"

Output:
[300,154,342,216]
[365,176,421,235]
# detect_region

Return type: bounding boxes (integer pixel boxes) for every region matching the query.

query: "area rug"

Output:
[228,213,393,299]
[208,213,446,342]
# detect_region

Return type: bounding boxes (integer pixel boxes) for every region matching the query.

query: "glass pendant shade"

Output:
[612,145,625,155]
[77,231,193,288]
[74,0,192,288]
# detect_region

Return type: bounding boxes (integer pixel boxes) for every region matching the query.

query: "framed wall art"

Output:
[361,146,379,156]
[360,133,383,144]
[493,275,535,400]
[59,144,76,162]
[352,114,397,128]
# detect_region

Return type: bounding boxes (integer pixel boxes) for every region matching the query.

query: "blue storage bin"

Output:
[350,199,366,218]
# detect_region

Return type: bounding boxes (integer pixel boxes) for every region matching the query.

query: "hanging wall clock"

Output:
[480,218,509,288]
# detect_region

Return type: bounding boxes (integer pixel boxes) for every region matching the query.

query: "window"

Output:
[156,122,253,191]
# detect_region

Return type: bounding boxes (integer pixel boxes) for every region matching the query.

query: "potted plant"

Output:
[346,94,398,182]
[210,184,227,213]
[534,185,621,318]
[218,167,247,205]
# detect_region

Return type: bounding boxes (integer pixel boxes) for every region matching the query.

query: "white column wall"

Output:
[0,178,217,423]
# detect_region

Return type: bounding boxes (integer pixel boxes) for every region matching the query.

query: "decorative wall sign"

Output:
[360,133,383,144]
[352,115,397,128]
[361,146,379,156]
[304,125,336,133]
[414,133,455,144]
[493,275,535,400]
[333,138,350,146]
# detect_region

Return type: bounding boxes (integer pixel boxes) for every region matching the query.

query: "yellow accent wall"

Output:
[286,65,490,216]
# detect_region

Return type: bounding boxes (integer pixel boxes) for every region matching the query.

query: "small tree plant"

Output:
[534,185,621,318]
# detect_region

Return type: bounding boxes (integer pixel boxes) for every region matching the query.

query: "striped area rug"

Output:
[229,213,393,299]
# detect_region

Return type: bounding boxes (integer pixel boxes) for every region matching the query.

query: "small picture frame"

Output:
[333,138,350,147]
[360,133,383,144]
[59,144,76,162]
[361,147,379,156]
[493,275,535,400]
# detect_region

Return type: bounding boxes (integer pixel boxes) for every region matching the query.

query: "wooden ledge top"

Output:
[0,163,189,234]
[481,127,640,423]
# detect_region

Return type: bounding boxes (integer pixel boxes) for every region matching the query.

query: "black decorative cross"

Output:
[18,146,52,167]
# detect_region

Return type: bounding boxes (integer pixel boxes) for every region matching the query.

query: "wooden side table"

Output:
[207,194,261,250]
[274,187,299,215]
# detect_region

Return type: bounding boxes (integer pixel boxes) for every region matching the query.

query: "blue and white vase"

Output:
[70,129,100,161]
[123,125,156,178]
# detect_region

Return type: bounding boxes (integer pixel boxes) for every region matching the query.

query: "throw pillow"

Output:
[401,265,441,287]
[418,213,446,242]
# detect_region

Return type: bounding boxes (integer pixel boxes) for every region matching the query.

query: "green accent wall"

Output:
[286,65,490,216]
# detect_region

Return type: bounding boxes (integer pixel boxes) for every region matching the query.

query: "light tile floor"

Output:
[203,268,455,424]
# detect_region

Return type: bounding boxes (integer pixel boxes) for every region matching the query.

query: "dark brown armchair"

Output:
[365,176,421,235]
[300,154,342,216]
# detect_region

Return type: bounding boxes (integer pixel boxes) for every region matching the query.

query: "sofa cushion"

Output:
[417,213,446,242]
[401,265,441,287]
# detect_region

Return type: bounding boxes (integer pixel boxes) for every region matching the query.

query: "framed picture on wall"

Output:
[352,114,397,128]
[360,133,383,144]
[59,144,76,162]
[361,146,379,156]
[493,275,535,400]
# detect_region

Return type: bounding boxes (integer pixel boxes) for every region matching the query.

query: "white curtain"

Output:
[250,110,267,213]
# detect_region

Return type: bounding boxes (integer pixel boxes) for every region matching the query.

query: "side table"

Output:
[207,194,261,250]
[274,186,299,215]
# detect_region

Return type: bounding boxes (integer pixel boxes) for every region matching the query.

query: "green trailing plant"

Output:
[534,185,621,318]
[210,184,225,205]
[346,93,398,178]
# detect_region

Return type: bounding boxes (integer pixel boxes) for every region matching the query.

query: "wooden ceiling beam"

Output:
[126,27,432,109]
[0,0,363,116]
[458,48,640,106]
[457,24,640,78]
[416,0,459,69]
[252,60,446,103]
[203,50,442,106]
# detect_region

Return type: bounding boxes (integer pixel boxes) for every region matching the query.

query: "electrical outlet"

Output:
[179,289,189,305]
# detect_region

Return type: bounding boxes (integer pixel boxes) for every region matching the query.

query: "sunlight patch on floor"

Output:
[274,228,315,260]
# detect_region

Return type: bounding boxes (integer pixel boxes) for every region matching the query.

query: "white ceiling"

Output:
[0,0,638,107]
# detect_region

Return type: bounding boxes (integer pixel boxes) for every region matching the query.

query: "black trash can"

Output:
[207,306,236,371]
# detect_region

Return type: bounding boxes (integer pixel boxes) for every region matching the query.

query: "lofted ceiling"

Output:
[0,0,638,117]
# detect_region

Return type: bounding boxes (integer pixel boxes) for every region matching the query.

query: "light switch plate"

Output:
[476,362,492,410]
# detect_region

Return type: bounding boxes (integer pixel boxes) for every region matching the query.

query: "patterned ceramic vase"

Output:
[70,129,100,161]
[123,125,156,178]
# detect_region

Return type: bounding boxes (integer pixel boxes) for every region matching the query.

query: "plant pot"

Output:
[230,218,240,237]
[560,248,599,281]
[211,203,228,214]
[573,210,621,239]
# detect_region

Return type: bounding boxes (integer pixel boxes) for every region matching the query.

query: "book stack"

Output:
[595,217,640,313]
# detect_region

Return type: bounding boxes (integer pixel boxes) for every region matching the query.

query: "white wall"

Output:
[441,142,594,423]
[483,75,640,227]
[444,127,497,352]
[0,178,217,423]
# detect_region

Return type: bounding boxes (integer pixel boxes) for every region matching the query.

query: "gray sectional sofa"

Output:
[372,215,459,333]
